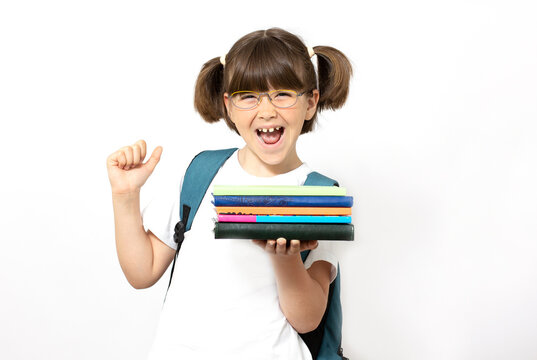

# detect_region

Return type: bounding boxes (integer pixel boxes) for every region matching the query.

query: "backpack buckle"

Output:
[338,347,348,359]
[173,221,185,244]
[174,205,191,245]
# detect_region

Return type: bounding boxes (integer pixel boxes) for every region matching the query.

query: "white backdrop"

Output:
[1,1,536,359]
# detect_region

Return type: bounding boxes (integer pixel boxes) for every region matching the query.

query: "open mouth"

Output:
[256,127,284,145]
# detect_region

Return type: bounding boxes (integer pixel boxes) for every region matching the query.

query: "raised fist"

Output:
[106,140,162,195]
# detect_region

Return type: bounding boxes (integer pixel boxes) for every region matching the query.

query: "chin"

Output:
[260,154,288,167]
[252,147,288,166]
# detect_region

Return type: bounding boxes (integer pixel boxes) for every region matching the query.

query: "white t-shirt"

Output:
[142,151,339,360]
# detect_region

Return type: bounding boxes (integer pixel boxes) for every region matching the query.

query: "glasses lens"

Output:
[231,91,259,109]
[230,90,300,109]
[269,90,298,108]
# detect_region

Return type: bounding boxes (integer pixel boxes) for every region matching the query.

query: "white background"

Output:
[1,0,536,359]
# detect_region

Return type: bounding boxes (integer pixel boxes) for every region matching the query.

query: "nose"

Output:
[257,94,277,118]
[257,94,276,119]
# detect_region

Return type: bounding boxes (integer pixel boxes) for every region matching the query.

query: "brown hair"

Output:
[194,28,353,134]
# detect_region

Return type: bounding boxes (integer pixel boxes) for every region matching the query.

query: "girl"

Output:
[106,27,352,359]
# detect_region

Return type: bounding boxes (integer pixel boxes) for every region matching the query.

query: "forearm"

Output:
[112,191,155,289]
[271,254,328,333]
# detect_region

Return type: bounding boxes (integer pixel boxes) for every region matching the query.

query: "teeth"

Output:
[258,127,281,133]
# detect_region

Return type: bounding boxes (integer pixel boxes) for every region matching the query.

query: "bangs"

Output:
[226,37,306,93]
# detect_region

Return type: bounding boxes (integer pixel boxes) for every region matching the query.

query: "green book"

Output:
[214,222,354,241]
[213,185,346,196]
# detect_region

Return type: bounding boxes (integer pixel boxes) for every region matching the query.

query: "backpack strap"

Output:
[180,148,239,232]
[166,148,238,296]
[304,171,339,188]
[299,171,346,360]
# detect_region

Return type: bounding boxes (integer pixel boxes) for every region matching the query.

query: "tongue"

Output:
[260,130,282,144]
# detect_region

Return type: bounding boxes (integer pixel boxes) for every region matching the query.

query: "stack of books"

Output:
[212,185,354,241]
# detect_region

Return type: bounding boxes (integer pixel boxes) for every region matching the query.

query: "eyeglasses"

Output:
[230,89,306,110]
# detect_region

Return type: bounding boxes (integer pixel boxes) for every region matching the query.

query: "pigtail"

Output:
[194,57,226,123]
[313,46,353,111]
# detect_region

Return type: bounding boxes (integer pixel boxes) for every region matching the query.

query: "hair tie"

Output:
[307,46,315,58]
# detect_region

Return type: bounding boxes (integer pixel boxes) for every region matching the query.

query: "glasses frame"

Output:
[229,89,307,110]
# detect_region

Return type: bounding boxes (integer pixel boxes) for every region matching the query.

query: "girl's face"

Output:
[224,89,319,176]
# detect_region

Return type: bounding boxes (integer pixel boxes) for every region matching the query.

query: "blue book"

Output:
[213,195,354,207]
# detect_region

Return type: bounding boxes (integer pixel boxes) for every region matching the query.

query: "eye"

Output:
[239,93,258,100]
[274,91,294,98]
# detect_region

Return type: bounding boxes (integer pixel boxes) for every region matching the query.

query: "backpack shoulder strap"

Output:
[299,171,346,360]
[179,148,238,231]
[166,148,238,298]
[304,171,339,187]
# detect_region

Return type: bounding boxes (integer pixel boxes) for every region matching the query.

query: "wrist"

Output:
[112,189,140,197]
[269,251,302,265]
[112,190,141,205]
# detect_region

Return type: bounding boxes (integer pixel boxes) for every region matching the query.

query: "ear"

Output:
[305,89,320,121]
[223,92,233,121]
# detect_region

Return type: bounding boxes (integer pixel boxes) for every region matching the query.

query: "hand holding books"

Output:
[252,238,320,256]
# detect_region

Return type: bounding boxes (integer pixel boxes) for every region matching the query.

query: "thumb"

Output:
[143,146,163,174]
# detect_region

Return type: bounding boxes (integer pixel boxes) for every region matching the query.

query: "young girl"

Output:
[107,28,352,359]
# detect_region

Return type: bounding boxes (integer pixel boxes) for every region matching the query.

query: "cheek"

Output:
[228,111,243,127]
[281,111,307,129]
[229,114,253,133]
[227,109,235,124]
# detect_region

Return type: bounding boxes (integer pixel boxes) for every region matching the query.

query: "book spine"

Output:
[218,215,256,222]
[213,195,354,207]
[216,206,352,216]
[214,223,354,241]
[213,185,346,196]
[256,215,352,223]
[218,215,352,223]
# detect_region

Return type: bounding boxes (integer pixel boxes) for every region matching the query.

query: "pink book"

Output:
[218,214,256,223]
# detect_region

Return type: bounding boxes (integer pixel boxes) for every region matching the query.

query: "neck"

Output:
[237,147,302,177]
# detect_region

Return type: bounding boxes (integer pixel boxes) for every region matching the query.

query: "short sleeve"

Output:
[303,240,339,283]
[141,176,183,250]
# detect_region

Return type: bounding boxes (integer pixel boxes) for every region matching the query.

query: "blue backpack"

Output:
[168,148,348,360]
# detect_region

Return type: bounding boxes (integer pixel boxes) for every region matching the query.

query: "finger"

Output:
[301,240,318,251]
[275,238,287,255]
[116,150,127,169]
[265,239,276,253]
[135,139,147,160]
[288,239,300,255]
[106,151,120,167]
[120,146,134,170]
[252,239,266,248]
[131,144,141,167]
[143,146,163,174]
